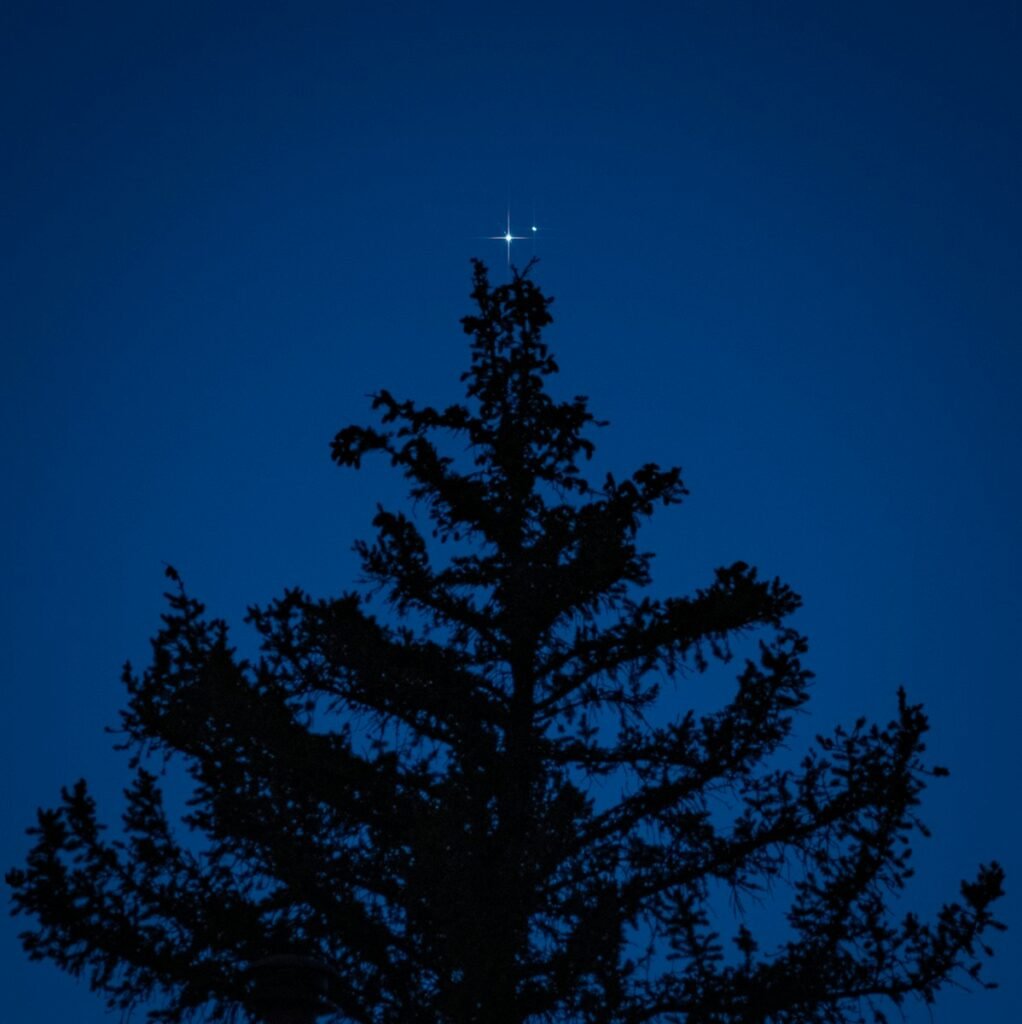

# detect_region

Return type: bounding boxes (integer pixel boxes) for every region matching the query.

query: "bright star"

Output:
[489,211,526,266]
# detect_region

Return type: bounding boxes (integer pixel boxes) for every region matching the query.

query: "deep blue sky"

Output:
[2,2,1019,1021]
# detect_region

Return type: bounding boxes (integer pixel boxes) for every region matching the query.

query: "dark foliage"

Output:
[8,261,1003,1024]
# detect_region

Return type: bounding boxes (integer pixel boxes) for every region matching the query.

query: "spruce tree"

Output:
[7,261,1003,1024]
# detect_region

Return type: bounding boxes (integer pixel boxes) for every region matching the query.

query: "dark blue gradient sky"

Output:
[2,2,1019,1021]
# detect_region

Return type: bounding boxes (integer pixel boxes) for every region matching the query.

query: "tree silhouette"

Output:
[7,261,1004,1024]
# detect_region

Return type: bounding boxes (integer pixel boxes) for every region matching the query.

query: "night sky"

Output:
[2,3,1019,1022]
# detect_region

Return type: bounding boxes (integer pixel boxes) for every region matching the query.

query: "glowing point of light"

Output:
[484,211,528,266]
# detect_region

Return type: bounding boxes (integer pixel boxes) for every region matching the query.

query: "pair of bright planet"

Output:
[488,212,539,264]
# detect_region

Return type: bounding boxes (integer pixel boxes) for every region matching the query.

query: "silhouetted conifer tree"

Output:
[8,262,1003,1024]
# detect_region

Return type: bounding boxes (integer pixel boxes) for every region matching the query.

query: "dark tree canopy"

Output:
[8,261,1003,1024]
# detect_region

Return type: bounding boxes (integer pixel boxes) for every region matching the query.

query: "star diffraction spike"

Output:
[487,209,527,267]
